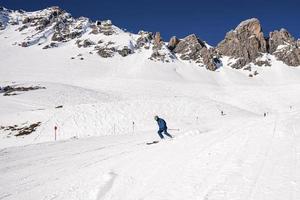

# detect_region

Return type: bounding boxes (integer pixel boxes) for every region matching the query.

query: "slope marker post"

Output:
[54,126,57,141]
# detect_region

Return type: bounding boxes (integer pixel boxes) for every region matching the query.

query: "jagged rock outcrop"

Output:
[76,39,95,48]
[11,7,89,46]
[173,34,206,60]
[21,7,66,32]
[200,48,222,71]
[136,31,153,49]
[150,32,169,61]
[42,42,59,49]
[217,18,268,69]
[150,50,166,61]
[99,20,114,35]
[255,60,271,67]
[273,45,300,66]
[96,47,115,58]
[153,32,163,49]
[268,29,300,66]
[51,16,89,42]
[167,36,179,51]
[297,40,300,47]
[268,29,294,53]
[173,34,221,70]
[117,46,132,57]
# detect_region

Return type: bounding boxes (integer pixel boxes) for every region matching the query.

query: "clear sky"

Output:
[1,0,299,45]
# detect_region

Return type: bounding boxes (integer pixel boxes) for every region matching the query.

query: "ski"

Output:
[146,141,159,145]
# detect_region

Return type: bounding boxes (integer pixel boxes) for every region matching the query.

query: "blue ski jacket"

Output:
[157,118,167,131]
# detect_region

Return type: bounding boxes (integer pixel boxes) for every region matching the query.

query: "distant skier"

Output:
[154,115,173,139]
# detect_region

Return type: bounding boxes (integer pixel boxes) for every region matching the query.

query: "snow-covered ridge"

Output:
[0,6,142,58]
[1,6,300,71]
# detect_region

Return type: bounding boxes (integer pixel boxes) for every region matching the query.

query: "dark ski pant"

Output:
[157,129,172,139]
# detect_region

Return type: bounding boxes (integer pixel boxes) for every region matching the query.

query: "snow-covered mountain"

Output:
[0,6,300,200]
[1,6,300,71]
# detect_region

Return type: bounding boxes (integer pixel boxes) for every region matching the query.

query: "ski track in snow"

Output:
[0,112,299,200]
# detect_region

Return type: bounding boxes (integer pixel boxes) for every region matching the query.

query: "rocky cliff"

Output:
[217,18,300,68]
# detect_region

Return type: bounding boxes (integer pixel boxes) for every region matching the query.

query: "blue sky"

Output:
[1,0,299,45]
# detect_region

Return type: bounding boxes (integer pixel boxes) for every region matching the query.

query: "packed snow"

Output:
[1,11,300,200]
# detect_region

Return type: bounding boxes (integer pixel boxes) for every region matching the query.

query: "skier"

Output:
[154,115,173,139]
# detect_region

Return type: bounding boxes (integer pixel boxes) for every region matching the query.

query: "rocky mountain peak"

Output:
[171,34,221,70]
[217,18,268,68]
[235,18,262,37]
[173,34,206,55]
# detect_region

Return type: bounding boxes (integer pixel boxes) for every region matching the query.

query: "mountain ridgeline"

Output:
[1,6,300,71]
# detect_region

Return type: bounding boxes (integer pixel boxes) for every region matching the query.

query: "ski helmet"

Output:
[154,115,159,121]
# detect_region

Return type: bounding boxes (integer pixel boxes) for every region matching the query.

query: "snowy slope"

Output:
[1,6,300,200]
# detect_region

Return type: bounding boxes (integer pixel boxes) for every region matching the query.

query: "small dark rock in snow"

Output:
[117,46,132,57]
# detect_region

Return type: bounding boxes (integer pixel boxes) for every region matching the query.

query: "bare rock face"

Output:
[268,29,300,66]
[174,34,206,60]
[51,17,88,42]
[297,40,300,47]
[254,60,271,67]
[153,32,163,49]
[173,34,221,70]
[268,29,294,53]
[21,7,65,32]
[136,31,153,48]
[154,32,161,45]
[99,20,114,35]
[117,46,132,57]
[52,30,81,42]
[150,50,166,61]
[42,42,58,49]
[273,45,300,66]
[20,41,29,47]
[217,18,267,69]
[149,32,167,61]
[97,47,115,58]
[76,39,95,48]
[13,7,90,47]
[200,48,222,71]
[167,36,179,51]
